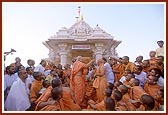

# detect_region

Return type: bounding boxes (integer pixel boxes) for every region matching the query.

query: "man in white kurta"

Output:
[4,73,18,93]
[156,40,164,57]
[5,68,30,111]
[34,60,46,77]
[4,66,18,101]
[102,57,115,84]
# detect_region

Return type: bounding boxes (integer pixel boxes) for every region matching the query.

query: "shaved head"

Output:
[76,56,82,62]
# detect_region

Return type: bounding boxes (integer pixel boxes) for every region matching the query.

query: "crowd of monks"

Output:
[4,40,164,111]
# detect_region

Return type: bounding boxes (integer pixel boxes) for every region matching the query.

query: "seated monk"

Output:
[29,72,44,110]
[39,86,65,111]
[35,78,61,110]
[123,73,135,86]
[140,94,156,111]
[36,78,81,111]
[111,90,128,111]
[118,85,136,111]
[105,97,116,111]
[86,88,114,111]
[35,85,53,110]
[128,78,147,100]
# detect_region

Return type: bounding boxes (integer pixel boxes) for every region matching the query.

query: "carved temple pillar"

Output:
[59,52,67,67]
[95,43,104,62]
[58,43,68,66]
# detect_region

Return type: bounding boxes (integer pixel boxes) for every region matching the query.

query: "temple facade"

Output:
[43,18,121,66]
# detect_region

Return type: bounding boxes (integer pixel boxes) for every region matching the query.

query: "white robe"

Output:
[134,71,147,87]
[5,77,30,111]
[4,73,18,91]
[104,62,115,84]
[34,64,45,75]
[157,76,164,87]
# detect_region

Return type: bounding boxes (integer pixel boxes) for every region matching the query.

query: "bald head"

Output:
[76,56,82,62]
[105,88,112,97]
[112,90,122,101]
[130,78,140,86]
[140,94,155,110]
[51,86,63,100]
[15,57,21,64]
[105,97,115,111]
[118,85,128,95]
[52,78,61,88]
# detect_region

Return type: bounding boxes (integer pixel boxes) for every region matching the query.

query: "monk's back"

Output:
[62,87,81,111]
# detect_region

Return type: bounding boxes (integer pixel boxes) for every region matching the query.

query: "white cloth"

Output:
[39,87,47,95]
[104,62,115,84]
[157,76,164,87]
[156,47,164,57]
[25,65,35,70]
[25,74,35,95]
[34,64,45,75]
[119,76,126,83]
[86,70,92,80]
[5,77,30,111]
[44,70,51,77]
[4,73,18,91]
[27,74,35,83]
[134,71,147,87]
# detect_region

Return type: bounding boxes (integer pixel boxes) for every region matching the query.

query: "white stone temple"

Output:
[43,18,121,66]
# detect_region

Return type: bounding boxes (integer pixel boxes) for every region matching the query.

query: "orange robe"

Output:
[63,69,71,85]
[40,99,65,111]
[85,80,93,97]
[144,83,160,98]
[36,86,81,111]
[120,93,136,111]
[95,99,106,111]
[61,87,81,111]
[35,86,53,110]
[149,57,156,67]
[93,64,107,103]
[112,64,125,81]
[115,101,128,111]
[129,86,147,100]
[86,99,106,111]
[154,63,164,76]
[70,60,86,105]
[142,67,151,73]
[123,62,135,73]
[30,80,43,103]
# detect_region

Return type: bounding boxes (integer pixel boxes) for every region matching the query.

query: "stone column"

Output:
[59,52,67,67]
[49,49,55,62]
[58,43,67,66]
[95,43,104,62]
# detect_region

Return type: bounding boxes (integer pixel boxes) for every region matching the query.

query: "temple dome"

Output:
[68,20,93,36]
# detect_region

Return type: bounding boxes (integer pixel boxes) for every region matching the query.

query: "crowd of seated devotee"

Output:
[4,40,164,111]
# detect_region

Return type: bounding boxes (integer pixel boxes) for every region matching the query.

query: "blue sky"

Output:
[2,2,165,66]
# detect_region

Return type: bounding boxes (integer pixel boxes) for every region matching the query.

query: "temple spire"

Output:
[78,6,81,21]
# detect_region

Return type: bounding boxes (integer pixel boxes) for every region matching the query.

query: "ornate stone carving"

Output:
[58,43,67,51]
[110,47,119,57]
[68,20,93,36]
[95,43,105,61]
[44,19,121,65]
